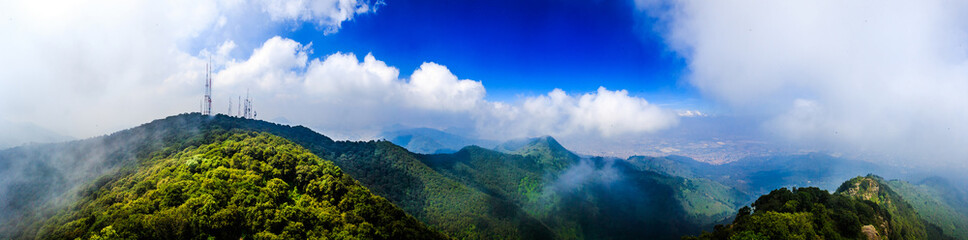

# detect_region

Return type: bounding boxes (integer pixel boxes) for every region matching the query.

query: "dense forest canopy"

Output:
[36,131,448,240]
[686,175,954,240]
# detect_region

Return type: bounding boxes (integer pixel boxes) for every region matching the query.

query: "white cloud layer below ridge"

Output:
[213,37,679,140]
[638,0,968,167]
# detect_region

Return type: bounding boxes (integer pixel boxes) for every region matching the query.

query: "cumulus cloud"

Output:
[0,0,377,138]
[505,87,677,138]
[638,0,968,167]
[212,38,678,140]
[259,0,382,34]
[0,0,676,147]
[218,36,310,90]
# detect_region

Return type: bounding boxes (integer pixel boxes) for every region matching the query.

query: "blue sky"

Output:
[282,0,690,103]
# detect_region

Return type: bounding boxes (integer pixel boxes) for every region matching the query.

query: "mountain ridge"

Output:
[34,131,449,239]
[687,175,955,240]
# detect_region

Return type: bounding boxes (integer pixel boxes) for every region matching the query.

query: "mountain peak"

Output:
[493,136,578,172]
[835,175,941,240]
[837,175,888,202]
[494,136,560,152]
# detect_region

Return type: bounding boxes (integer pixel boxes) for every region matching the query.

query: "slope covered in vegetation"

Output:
[35,131,448,240]
[0,114,539,239]
[886,178,968,239]
[425,139,746,239]
[686,175,954,240]
[0,113,767,239]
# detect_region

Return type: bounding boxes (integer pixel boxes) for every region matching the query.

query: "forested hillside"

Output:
[12,114,957,240]
[1,114,212,238]
[686,175,954,240]
[424,138,746,239]
[202,114,748,239]
[35,132,448,239]
[0,114,555,239]
[886,177,968,239]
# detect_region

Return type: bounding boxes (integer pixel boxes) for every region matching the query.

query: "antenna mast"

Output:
[242,89,253,119]
[202,58,213,115]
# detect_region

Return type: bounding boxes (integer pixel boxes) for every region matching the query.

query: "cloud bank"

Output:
[0,0,380,139]
[0,0,677,142]
[213,37,678,140]
[638,0,968,167]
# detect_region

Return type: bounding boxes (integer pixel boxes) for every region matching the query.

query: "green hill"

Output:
[502,136,579,173]
[162,114,554,239]
[427,139,746,239]
[35,131,448,239]
[0,113,554,239]
[686,175,954,240]
[836,175,952,240]
[886,178,968,239]
[0,113,765,239]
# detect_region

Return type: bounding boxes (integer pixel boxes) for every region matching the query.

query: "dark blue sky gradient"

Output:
[282,0,690,102]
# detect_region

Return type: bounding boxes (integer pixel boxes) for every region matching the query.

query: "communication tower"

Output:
[202,59,213,115]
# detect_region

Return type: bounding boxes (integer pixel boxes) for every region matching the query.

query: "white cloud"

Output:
[407,62,486,112]
[677,110,706,117]
[0,0,677,146]
[639,0,968,167]
[211,38,678,140]
[303,52,401,101]
[510,87,677,138]
[259,0,382,34]
[0,0,378,138]
[218,36,309,90]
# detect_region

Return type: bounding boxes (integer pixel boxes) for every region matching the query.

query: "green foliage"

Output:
[675,177,748,224]
[740,211,817,240]
[35,132,448,240]
[836,175,940,240]
[0,113,749,240]
[887,179,968,239]
[200,114,556,239]
[1,113,554,240]
[507,136,579,172]
[688,176,956,240]
[427,144,747,240]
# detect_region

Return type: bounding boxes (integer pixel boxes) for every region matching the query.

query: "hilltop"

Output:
[35,132,448,239]
[686,175,954,240]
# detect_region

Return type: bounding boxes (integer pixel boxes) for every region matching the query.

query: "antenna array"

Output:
[201,58,213,115]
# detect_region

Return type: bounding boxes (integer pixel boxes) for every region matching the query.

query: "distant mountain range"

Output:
[381,116,805,165]
[381,127,499,154]
[1,113,964,239]
[629,153,903,194]
[0,119,73,149]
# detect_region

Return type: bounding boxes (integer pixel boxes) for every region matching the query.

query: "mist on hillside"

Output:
[0,115,202,236]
